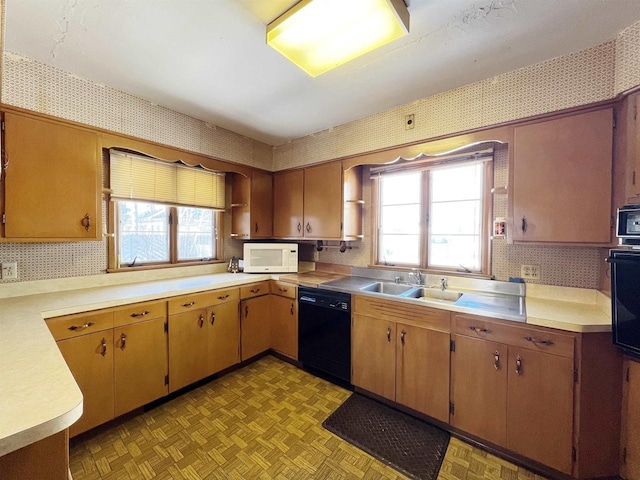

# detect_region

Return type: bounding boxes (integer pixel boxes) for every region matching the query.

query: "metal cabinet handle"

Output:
[515,355,523,375]
[297,222,302,233]
[217,294,229,300]
[245,305,249,317]
[198,314,205,328]
[82,213,91,231]
[400,329,406,346]
[386,327,391,343]
[469,326,491,334]
[68,321,94,331]
[524,336,554,346]
[305,222,311,233]
[100,337,107,357]
[250,288,261,293]
[494,350,500,370]
[210,312,215,325]
[119,333,127,350]
[182,301,196,308]
[290,303,294,315]
[521,216,527,234]
[255,222,258,233]
[279,287,288,293]
[131,310,150,318]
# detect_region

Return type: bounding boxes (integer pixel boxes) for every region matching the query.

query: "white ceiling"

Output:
[4,0,640,146]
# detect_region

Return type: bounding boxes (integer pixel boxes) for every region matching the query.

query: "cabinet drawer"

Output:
[168,288,239,315]
[455,314,575,358]
[113,300,166,327]
[240,281,270,299]
[209,287,239,306]
[354,295,450,333]
[47,309,114,341]
[270,280,296,298]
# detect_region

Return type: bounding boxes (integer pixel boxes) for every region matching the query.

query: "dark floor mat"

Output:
[322,394,450,480]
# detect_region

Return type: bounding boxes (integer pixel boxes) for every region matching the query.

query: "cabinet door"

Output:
[623,359,640,480]
[168,309,209,392]
[250,171,273,238]
[507,348,574,474]
[273,170,304,238]
[451,335,507,446]
[352,314,396,401]
[114,318,168,416]
[3,111,100,239]
[512,108,613,243]
[57,331,114,437]
[271,295,298,359]
[303,162,343,239]
[208,300,240,374]
[241,295,271,360]
[396,323,450,423]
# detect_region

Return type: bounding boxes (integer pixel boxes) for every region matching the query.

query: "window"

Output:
[374,152,492,275]
[109,150,224,269]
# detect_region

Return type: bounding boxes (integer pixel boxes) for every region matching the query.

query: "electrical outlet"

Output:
[405,114,415,130]
[520,264,540,280]
[1,262,17,280]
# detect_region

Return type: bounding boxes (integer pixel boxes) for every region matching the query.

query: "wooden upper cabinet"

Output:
[273,169,304,238]
[2,111,101,240]
[511,108,613,244]
[303,162,343,239]
[230,170,273,239]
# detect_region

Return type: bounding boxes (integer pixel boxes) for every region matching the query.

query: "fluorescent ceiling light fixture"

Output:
[267,0,410,77]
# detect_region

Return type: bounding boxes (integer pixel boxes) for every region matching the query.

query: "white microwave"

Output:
[243,243,299,273]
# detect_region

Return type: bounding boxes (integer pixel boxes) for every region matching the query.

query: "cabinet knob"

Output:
[400,329,406,346]
[290,303,294,316]
[198,314,205,328]
[521,216,527,234]
[211,312,216,325]
[100,337,107,357]
[297,222,302,233]
[255,222,259,233]
[119,333,127,350]
[386,327,391,343]
[245,305,249,317]
[306,222,311,233]
[494,350,500,370]
[82,213,91,232]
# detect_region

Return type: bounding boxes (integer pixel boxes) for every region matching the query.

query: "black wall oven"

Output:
[609,249,640,359]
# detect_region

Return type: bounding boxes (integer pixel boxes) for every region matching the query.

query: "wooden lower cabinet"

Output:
[622,358,640,480]
[241,295,271,360]
[114,317,168,416]
[270,294,298,359]
[168,308,211,392]
[208,300,241,374]
[57,330,115,437]
[352,296,451,422]
[507,347,574,474]
[0,430,69,480]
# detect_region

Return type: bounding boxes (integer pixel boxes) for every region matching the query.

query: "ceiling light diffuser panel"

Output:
[267,0,410,77]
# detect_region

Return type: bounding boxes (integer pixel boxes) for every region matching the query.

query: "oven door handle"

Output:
[605,257,640,265]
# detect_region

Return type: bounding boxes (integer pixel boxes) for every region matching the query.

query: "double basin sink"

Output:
[360,281,463,304]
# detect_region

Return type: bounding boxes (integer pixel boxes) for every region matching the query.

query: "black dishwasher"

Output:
[298,287,351,384]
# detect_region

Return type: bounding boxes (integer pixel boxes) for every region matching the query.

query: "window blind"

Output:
[110,150,225,209]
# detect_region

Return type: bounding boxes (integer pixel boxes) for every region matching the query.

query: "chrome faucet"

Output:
[409,268,424,285]
[440,277,447,291]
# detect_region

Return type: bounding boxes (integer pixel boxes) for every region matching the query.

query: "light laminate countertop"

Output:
[0,269,613,459]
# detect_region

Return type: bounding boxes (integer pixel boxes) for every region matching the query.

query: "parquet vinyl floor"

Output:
[69,356,546,480]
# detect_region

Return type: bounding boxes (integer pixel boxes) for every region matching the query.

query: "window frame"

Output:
[108,200,224,271]
[371,159,493,277]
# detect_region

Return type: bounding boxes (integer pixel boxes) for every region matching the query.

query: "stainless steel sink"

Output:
[405,288,463,303]
[360,282,417,296]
